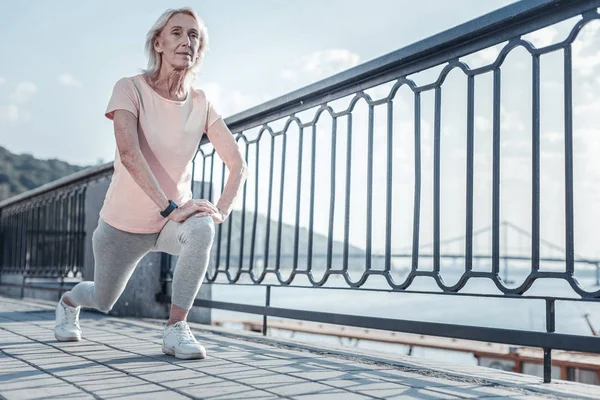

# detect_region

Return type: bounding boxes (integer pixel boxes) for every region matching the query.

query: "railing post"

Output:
[596,263,599,287]
[544,298,555,383]
[263,285,271,336]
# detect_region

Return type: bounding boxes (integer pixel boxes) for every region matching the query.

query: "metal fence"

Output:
[181,0,600,298]
[1,0,600,384]
[158,0,600,384]
[0,165,112,280]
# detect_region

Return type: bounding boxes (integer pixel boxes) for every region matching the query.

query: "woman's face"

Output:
[155,13,201,71]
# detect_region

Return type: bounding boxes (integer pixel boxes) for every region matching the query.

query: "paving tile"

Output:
[254,381,339,397]
[180,381,279,398]
[236,374,307,386]
[293,389,372,399]
[317,378,410,392]
[366,387,464,399]
[104,390,190,400]
[255,360,337,374]
[289,370,368,381]
[0,296,578,400]
[0,359,92,400]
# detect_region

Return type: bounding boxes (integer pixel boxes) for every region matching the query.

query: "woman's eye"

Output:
[173,31,180,36]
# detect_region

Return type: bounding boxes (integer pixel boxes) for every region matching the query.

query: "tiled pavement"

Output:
[1,295,599,399]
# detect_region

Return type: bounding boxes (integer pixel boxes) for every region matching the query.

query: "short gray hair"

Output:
[142,8,208,91]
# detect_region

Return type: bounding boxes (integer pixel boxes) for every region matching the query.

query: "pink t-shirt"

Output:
[100,74,221,233]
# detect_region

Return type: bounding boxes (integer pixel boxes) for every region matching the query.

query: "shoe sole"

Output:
[54,332,81,342]
[162,344,206,360]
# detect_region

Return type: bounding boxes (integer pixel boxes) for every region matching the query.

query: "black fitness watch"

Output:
[160,200,178,218]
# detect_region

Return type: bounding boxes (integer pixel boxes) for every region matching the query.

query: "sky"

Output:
[4,0,600,280]
[0,0,516,165]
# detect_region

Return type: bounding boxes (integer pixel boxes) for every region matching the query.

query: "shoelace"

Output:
[63,305,80,328]
[174,323,196,343]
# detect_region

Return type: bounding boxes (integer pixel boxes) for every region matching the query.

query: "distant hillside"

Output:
[181,183,369,273]
[216,210,366,258]
[0,146,88,202]
[0,148,368,269]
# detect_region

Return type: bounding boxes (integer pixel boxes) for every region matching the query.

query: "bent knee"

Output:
[94,297,116,313]
[95,302,114,314]
[179,216,215,244]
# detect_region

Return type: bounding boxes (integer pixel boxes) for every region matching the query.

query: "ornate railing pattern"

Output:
[0,165,112,278]
[184,0,600,299]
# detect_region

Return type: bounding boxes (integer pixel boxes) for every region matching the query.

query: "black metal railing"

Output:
[157,0,600,384]
[0,164,112,280]
[183,0,600,298]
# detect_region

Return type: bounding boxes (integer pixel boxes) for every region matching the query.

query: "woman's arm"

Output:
[205,118,248,221]
[113,109,171,211]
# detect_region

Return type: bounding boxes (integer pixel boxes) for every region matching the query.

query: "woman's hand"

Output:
[167,199,216,223]
[167,199,226,224]
[210,209,227,225]
[194,199,227,224]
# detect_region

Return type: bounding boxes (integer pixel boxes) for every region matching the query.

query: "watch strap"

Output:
[160,200,178,218]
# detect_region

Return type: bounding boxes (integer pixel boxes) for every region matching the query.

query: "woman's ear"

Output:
[154,36,163,54]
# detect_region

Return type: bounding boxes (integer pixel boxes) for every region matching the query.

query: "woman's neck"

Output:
[147,68,187,100]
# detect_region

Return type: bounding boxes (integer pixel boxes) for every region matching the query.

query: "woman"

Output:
[53,8,248,360]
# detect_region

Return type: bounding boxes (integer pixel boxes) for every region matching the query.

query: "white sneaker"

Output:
[162,321,206,359]
[54,293,81,342]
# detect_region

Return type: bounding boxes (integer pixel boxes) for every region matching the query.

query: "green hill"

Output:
[0,146,87,202]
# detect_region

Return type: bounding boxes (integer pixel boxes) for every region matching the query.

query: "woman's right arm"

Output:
[113,109,171,211]
[112,109,211,222]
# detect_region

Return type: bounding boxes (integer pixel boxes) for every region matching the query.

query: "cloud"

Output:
[230,90,260,114]
[202,82,222,104]
[201,82,269,117]
[575,97,600,115]
[9,82,37,103]
[0,76,5,85]
[524,26,559,48]
[462,44,503,68]
[0,105,31,122]
[573,21,600,77]
[542,131,562,144]
[477,46,500,63]
[281,49,361,82]
[0,105,18,121]
[281,69,298,81]
[475,115,491,131]
[303,49,360,76]
[58,74,82,88]
[473,109,524,134]
[2,81,36,122]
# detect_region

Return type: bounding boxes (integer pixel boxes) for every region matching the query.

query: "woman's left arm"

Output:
[205,118,248,223]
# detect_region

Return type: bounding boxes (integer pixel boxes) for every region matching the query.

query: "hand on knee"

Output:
[179,216,215,245]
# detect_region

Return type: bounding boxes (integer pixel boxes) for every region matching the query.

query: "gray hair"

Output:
[141,8,208,91]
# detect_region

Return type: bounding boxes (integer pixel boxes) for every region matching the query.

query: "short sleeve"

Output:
[105,77,139,120]
[204,98,222,132]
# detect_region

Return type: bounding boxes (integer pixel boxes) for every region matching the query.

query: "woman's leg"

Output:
[66,219,157,312]
[153,216,215,324]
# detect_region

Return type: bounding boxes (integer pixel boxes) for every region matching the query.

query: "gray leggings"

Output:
[68,216,215,312]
